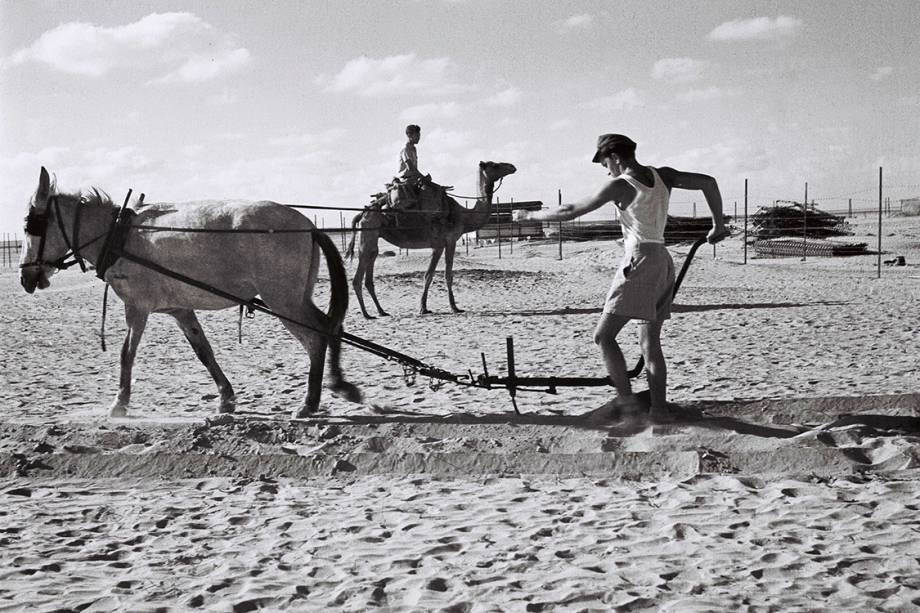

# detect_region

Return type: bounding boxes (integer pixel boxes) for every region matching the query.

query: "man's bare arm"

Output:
[515,179,632,222]
[657,167,729,243]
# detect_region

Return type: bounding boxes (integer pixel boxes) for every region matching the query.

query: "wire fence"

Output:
[5,174,917,279]
[1,235,21,269]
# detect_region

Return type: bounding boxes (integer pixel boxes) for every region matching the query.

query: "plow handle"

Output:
[628,236,709,378]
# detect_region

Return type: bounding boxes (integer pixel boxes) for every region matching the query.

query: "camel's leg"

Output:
[420,246,444,315]
[110,305,149,417]
[444,240,464,313]
[169,309,236,413]
[352,226,381,319]
[364,251,389,317]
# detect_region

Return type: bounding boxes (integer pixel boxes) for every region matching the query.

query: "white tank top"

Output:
[616,166,669,248]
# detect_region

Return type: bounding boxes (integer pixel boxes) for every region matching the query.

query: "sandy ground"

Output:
[2,215,920,611]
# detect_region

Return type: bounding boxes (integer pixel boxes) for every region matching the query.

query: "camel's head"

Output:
[479,161,517,184]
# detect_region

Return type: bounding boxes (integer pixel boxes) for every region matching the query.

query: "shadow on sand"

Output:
[237,391,920,441]
[468,299,850,318]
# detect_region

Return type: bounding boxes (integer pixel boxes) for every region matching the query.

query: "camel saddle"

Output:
[373,177,454,223]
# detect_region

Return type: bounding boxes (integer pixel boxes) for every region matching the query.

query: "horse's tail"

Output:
[311,229,349,327]
[344,211,364,261]
[310,228,362,403]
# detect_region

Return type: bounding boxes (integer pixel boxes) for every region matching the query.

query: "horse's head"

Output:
[20,167,69,293]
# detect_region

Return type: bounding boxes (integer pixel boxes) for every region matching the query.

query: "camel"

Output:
[345,161,516,317]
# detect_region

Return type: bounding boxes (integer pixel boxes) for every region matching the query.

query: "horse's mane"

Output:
[48,180,114,206]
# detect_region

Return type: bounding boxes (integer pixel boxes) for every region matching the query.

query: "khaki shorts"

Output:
[603,242,675,322]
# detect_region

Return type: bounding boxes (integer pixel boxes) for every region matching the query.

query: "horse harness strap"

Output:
[96,190,141,280]
[23,195,89,272]
[95,208,137,280]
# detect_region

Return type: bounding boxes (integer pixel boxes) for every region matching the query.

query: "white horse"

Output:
[20,167,361,418]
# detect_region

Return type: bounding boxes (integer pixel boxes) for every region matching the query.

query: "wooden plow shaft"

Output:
[476,237,710,411]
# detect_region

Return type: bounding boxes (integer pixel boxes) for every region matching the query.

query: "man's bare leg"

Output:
[638,320,667,415]
[594,313,640,411]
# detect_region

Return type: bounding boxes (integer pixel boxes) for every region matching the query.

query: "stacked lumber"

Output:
[751,203,852,240]
[553,216,729,244]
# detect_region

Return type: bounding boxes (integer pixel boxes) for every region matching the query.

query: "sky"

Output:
[2,0,919,235]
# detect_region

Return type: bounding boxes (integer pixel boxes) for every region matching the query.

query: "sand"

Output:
[2,214,919,611]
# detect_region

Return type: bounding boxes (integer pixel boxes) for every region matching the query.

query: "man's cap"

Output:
[592,133,636,163]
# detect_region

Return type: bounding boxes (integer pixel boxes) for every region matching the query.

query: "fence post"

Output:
[497,197,502,260]
[557,189,563,260]
[878,167,883,278]
[509,197,513,255]
[802,182,808,261]
[743,179,748,264]
[848,198,852,218]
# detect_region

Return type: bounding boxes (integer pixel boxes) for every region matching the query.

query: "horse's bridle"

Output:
[21,195,105,273]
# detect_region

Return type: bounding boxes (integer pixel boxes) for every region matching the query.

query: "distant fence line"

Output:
[3,171,914,277]
[1,235,21,269]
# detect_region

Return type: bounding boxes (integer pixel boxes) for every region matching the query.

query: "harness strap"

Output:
[100,283,110,352]
[96,192,140,280]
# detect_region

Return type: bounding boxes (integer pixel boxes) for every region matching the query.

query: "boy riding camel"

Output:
[515,134,729,419]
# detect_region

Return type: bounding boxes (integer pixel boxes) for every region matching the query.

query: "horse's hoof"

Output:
[362,313,376,320]
[419,308,432,315]
[377,311,390,317]
[451,307,465,314]
[219,395,237,414]
[293,407,317,419]
[110,404,128,418]
[331,381,363,404]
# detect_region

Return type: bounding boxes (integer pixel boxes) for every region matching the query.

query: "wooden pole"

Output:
[509,197,513,255]
[848,198,852,218]
[743,179,748,265]
[802,182,808,261]
[878,167,883,278]
[497,197,502,260]
[557,189,563,260]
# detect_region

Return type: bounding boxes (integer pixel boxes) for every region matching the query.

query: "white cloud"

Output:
[485,87,523,107]
[400,102,462,121]
[582,88,643,111]
[652,58,708,83]
[870,66,894,81]
[151,48,251,84]
[675,86,728,103]
[9,12,251,83]
[317,54,463,97]
[559,14,593,30]
[708,16,802,41]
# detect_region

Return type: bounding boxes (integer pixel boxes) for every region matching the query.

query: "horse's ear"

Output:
[479,161,486,168]
[37,167,51,200]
